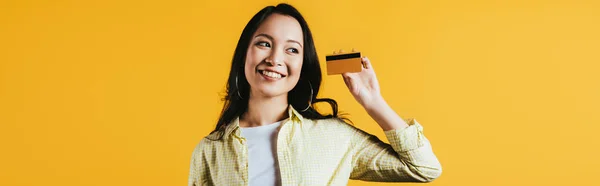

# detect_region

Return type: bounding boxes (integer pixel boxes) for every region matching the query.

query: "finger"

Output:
[351,48,356,52]
[341,72,351,80]
[362,57,373,69]
[342,72,359,79]
[342,73,351,87]
[342,72,359,87]
[333,50,337,54]
[339,49,344,54]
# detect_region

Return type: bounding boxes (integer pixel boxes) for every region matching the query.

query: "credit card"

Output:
[325,52,362,75]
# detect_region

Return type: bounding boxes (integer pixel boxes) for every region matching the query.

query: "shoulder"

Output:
[309,117,346,127]
[204,130,223,141]
[309,117,364,134]
[190,136,218,158]
[190,138,208,157]
[315,117,346,124]
[307,117,376,146]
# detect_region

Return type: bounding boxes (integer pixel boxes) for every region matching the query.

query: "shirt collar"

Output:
[223,104,304,139]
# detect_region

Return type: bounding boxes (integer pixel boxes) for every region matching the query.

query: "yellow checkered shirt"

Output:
[188,105,442,185]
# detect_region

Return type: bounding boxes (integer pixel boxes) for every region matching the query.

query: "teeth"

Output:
[261,70,282,79]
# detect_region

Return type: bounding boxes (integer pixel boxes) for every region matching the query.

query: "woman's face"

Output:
[244,13,304,98]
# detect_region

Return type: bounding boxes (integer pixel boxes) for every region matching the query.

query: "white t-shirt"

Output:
[239,120,283,186]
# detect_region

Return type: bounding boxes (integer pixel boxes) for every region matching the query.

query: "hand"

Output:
[340,51,408,131]
[341,53,383,110]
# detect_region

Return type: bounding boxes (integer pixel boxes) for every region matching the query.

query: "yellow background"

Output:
[1,0,599,185]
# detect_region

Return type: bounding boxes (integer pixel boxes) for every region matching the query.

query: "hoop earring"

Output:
[235,75,243,100]
[300,81,313,112]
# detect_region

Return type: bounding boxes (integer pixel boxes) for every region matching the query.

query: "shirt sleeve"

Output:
[188,142,202,186]
[349,118,442,182]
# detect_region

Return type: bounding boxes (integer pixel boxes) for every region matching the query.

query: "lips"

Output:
[257,69,287,79]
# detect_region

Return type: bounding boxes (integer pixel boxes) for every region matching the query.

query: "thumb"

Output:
[342,73,354,89]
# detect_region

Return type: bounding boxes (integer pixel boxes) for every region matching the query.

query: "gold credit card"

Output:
[325,52,362,75]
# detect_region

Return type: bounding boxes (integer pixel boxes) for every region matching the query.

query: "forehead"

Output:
[254,13,303,44]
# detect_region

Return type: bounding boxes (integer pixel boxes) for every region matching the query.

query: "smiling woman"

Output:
[245,14,303,100]
[187,3,442,186]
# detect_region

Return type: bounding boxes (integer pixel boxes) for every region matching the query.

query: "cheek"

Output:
[289,58,303,76]
[244,48,261,74]
[245,48,257,65]
[287,59,303,83]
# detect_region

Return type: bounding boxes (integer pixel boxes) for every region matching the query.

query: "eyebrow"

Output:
[255,33,303,48]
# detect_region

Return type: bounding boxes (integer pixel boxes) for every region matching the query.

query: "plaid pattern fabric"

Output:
[188,105,442,186]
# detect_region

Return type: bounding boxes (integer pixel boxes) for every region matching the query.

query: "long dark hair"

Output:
[210,3,346,140]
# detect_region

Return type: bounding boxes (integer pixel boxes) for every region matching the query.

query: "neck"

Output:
[240,92,289,128]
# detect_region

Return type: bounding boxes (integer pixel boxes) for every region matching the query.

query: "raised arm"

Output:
[349,118,442,182]
[342,56,442,182]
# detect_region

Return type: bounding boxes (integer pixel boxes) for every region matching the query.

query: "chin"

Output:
[248,77,298,98]
[257,88,288,98]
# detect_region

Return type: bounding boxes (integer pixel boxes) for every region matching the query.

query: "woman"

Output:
[188,3,442,186]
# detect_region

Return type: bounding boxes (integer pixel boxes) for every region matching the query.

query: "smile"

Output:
[257,70,285,79]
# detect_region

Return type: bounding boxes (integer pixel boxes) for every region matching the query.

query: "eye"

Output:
[286,48,299,54]
[256,41,271,48]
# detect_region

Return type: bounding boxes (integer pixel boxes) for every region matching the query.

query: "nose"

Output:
[265,49,284,66]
